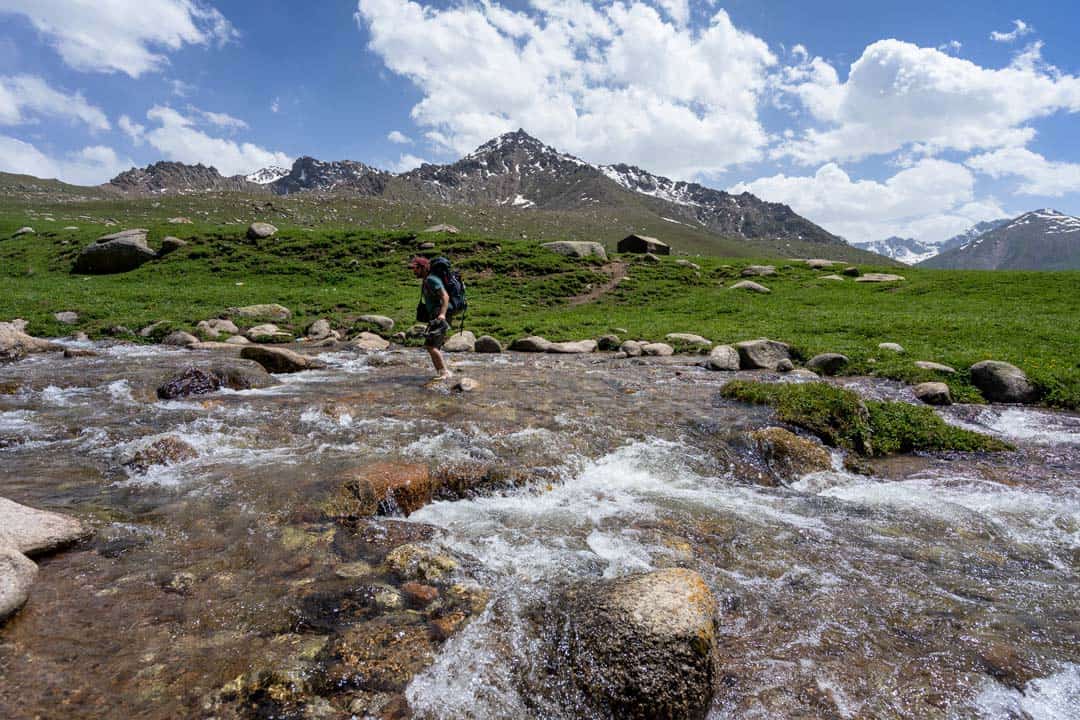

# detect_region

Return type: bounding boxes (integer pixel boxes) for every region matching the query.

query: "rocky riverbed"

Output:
[1,340,1078,719]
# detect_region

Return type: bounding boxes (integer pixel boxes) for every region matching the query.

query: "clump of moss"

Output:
[720,380,1012,456]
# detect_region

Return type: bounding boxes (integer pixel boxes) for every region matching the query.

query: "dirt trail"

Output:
[567,261,628,305]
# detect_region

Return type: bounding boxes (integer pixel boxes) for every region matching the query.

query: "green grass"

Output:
[1,207,1078,410]
[720,381,1014,456]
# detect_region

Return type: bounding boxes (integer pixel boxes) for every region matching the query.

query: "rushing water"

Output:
[0,342,1078,719]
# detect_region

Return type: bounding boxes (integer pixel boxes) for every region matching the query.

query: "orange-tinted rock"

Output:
[429,611,467,641]
[402,582,439,607]
[325,463,435,519]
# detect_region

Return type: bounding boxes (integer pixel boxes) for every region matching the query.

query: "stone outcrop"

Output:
[73,229,157,274]
[158,236,186,257]
[541,241,607,260]
[735,339,791,370]
[741,265,776,277]
[12,226,34,237]
[805,258,836,269]
[970,361,1038,404]
[240,346,324,374]
[705,345,740,371]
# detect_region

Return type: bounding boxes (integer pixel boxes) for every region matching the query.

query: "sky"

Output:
[1,0,1079,244]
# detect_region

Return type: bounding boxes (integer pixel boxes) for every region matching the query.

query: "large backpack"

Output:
[429,256,467,316]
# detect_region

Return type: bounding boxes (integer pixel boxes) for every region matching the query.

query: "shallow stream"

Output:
[1,342,1077,719]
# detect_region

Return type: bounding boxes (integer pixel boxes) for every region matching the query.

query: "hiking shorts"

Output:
[424,326,448,349]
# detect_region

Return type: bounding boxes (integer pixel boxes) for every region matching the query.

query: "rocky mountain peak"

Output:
[273,156,388,195]
[108,161,253,194]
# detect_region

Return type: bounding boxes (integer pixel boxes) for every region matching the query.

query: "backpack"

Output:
[429,256,467,316]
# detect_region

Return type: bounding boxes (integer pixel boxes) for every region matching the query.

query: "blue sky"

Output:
[2,1,1079,244]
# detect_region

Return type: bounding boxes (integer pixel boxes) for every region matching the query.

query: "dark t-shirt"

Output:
[422,275,446,318]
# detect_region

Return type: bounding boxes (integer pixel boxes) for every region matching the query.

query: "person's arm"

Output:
[437,288,450,321]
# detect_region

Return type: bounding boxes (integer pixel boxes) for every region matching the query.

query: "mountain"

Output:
[939,219,1010,253]
[274,157,390,195]
[108,161,260,194]
[852,236,938,265]
[245,166,290,185]
[919,210,1080,270]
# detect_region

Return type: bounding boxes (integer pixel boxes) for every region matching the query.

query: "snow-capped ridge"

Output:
[246,166,289,185]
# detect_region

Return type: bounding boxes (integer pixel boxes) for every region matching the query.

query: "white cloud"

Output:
[187,105,247,130]
[938,40,962,55]
[355,0,776,179]
[990,19,1032,43]
[0,0,238,77]
[0,135,130,184]
[270,97,280,113]
[170,79,196,97]
[391,153,426,172]
[387,130,413,145]
[731,159,1007,243]
[967,147,1080,197]
[776,39,1080,164]
[0,75,110,131]
[118,114,146,144]
[140,105,290,176]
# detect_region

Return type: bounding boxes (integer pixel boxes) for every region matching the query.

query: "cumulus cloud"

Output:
[391,153,427,172]
[776,39,1080,164]
[0,75,110,131]
[967,147,1080,197]
[140,106,291,176]
[0,135,130,184]
[355,0,776,179]
[187,105,248,130]
[990,19,1032,43]
[387,130,412,145]
[0,0,238,77]
[731,159,1008,243]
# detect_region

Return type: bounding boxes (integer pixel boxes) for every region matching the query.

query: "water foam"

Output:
[972,663,1080,719]
[950,407,1080,445]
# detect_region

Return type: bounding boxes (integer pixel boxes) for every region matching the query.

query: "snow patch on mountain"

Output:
[246,166,289,185]
[1003,209,1080,235]
[852,237,938,265]
[599,164,702,207]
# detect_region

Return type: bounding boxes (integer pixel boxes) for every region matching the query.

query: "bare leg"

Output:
[426,346,451,377]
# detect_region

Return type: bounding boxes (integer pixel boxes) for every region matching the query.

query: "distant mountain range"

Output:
[919,210,1080,270]
[852,236,940,265]
[100,129,845,251]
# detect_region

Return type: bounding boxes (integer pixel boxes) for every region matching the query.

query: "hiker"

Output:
[409,256,453,379]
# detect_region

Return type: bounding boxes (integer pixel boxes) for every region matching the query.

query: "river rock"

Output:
[0,322,62,362]
[123,436,198,473]
[443,331,476,353]
[12,226,34,237]
[547,339,597,354]
[642,342,674,357]
[706,344,740,371]
[156,362,275,399]
[914,382,952,406]
[326,463,435,518]
[730,280,770,293]
[915,360,956,374]
[806,353,849,376]
[64,348,98,358]
[452,377,480,393]
[225,304,292,322]
[788,368,820,380]
[474,335,502,353]
[350,332,391,352]
[157,236,186,257]
[355,315,394,333]
[307,319,332,340]
[510,336,552,353]
[54,311,79,324]
[970,360,1038,404]
[751,427,833,483]
[0,546,37,623]
[735,338,792,370]
[776,358,794,372]
[162,331,198,347]
[240,346,323,374]
[385,544,458,583]
[879,343,905,353]
[558,568,718,720]
[541,241,607,261]
[620,340,643,357]
[597,334,621,351]
[741,265,776,277]
[196,319,239,339]
[225,335,251,345]
[805,258,836,269]
[666,333,712,350]
[855,273,906,283]
[245,324,293,343]
[0,497,89,556]
[246,222,277,240]
[73,229,156,274]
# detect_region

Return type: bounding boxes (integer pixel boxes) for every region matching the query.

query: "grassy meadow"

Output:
[1,208,1078,410]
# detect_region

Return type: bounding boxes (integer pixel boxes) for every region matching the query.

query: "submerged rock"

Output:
[970,360,1038,404]
[557,568,719,720]
[122,436,198,474]
[240,346,324,374]
[156,362,276,399]
[385,544,458,583]
[325,462,435,518]
[750,427,833,483]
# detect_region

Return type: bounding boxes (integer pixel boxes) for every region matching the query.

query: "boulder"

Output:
[776,358,794,372]
[788,368,820,380]
[842,266,861,277]
[0,498,88,556]
[878,343,905,354]
[196,318,239,339]
[355,315,395,333]
[705,344,740,371]
[474,335,503,353]
[162,331,198,347]
[12,226,34,237]
[417,241,436,250]
[675,259,701,271]
[666,333,712,350]
[915,360,956,374]
[970,361,1038,404]
[597,334,621,351]
[0,545,37,623]
[226,304,292,322]
[246,222,278,240]
[157,236,186,257]
[620,340,643,357]
[168,217,193,224]
[385,544,458,583]
[541,241,607,261]
[557,568,718,720]
[914,382,952,406]
[642,342,674,357]
[819,274,845,281]
[139,320,169,338]
[156,362,275,399]
[741,265,776,277]
[307,319,332,340]
[225,335,251,345]
[53,311,78,324]
[123,436,198,473]
[751,427,833,482]
[0,322,62,363]
[806,353,849,376]
[325,463,436,518]
[444,331,476,353]
[452,377,480,393]
[245,324,293,343]
[805,258,836,269]
[423,224,459,234]
[735,338,792,370]
[241,346,324,374]
[547,339,597,354]
[730,280,770,294]
[855,273,905,283]
[510,336,552,353]
[73,229,156,274]
[350,332,391,352]
[641,252,661,263]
